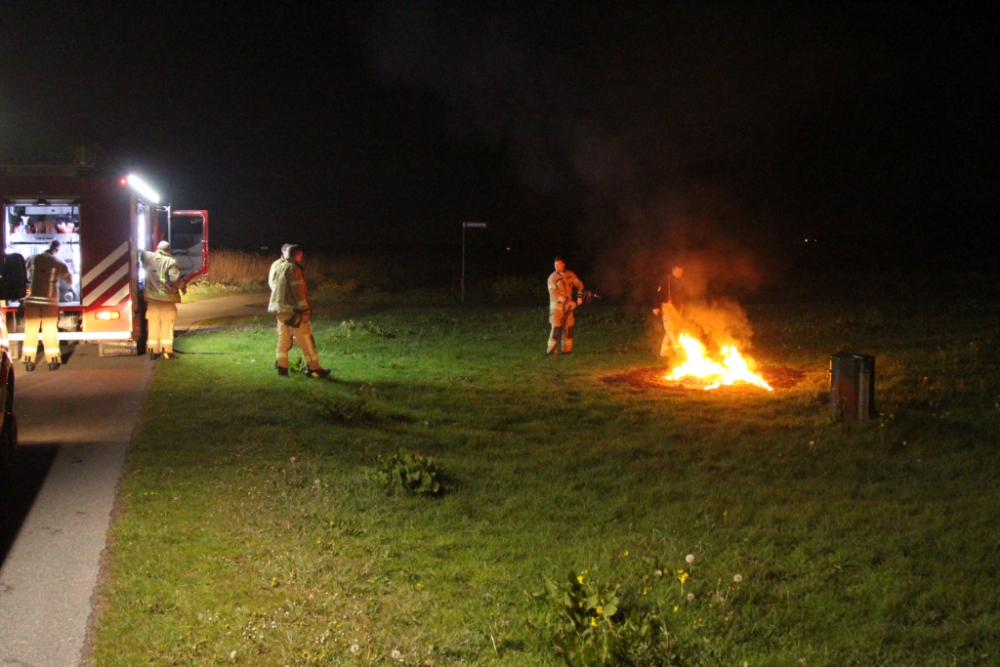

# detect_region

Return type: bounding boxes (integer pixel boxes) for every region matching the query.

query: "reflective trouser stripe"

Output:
[276,317,321,369]
[22,304,60,362]
[146,300,178,354]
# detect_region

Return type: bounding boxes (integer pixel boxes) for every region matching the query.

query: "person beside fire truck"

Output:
[652,265,687,359]
[546,256,585,355]
[23,240,72,371]
[268,244,331,379]
[139,240,186,360]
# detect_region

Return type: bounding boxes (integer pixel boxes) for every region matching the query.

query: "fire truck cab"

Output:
[1,169,208,357]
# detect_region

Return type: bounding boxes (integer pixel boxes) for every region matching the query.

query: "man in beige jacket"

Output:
[546,257,584,355]
[268,244,330,378]
[23,240,72,371]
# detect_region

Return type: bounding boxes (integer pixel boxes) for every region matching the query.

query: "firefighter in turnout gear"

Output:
[268,244,330,378]
[23,240,72,371]
[546,256,584,355]
[139,240,186,359]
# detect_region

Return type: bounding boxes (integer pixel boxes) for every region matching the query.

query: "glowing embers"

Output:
[666,334,773,391]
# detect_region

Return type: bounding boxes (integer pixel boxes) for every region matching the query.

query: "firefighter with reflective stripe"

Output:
[652,265,686,358]
[139,240,185,360]
[546,256,584,355]
[268,244,330,378]
[23,240,72,371]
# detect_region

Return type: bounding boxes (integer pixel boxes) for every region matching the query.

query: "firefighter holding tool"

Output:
[23,240,72,371]
[268,244,330,378]
[546,256,585,355]
[139,240,186,360]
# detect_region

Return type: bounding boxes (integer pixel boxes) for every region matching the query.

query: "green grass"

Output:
[90,296,1000,666]
[182,280,267,302]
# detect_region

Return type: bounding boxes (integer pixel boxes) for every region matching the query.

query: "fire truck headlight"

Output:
[95,311,121,321]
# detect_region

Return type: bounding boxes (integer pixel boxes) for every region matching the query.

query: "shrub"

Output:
[536,570,684,667]
[370,450,444,496]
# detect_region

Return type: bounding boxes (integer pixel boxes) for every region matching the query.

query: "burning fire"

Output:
[667,334,773,391]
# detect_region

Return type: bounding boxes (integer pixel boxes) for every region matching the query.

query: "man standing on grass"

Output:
[23,240,72,371]
[546,256,584,355]
[268,244,331,378]
[652,265,687,359]
[140,240,186,360]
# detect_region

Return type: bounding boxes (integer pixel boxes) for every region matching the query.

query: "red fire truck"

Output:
[1,168,209,357]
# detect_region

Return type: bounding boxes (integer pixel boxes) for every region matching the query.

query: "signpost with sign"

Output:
[461,222,487,303]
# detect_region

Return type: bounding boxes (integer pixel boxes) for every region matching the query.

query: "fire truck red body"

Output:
[1,171,208,355]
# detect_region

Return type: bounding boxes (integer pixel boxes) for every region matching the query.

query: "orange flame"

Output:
[667,334,773,391]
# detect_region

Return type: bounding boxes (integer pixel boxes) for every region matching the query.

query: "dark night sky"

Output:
[1,2,996,282]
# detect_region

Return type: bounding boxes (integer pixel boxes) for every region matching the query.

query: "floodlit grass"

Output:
[90,294,1000,666]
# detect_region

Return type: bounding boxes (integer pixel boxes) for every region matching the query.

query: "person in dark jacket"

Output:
[652,265,687,359]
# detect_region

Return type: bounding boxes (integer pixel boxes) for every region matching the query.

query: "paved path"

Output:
[0,295,260,667]
[175,292,268,332]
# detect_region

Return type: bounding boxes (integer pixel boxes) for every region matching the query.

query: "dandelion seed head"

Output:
[687,593,695,601]
[734,574,743,583]
[391,649,402,660]
[685,554,695,564]
[350,643,360,654]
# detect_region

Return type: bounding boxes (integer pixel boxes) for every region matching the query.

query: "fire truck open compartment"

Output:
[4,199,83,307]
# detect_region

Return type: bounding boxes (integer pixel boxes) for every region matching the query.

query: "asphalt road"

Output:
[0,293,267,667]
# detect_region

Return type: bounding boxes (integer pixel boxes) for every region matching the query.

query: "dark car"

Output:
[0,252,23,471]
[0,312,15,472]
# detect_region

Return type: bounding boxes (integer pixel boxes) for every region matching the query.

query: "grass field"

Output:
[89,293,1000,666]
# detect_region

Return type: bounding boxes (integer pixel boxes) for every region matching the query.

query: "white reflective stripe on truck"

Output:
[102,283,131,306]
[81,241,129,287]
[82,264,129,307]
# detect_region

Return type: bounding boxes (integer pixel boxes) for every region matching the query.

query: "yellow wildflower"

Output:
[596,605,604,616]
[590,617,598,627]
